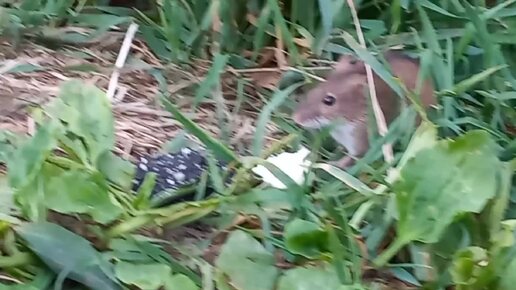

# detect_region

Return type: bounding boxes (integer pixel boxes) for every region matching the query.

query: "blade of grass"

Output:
[193,53,230,108]
[268,0,299,64]
[160,96,238,164]
[205,153,225,194]
[420,0,461,18]
[251,3,271,61]
[313,0,334,55]
[390,0,401,33]
[159,0,183,62]
[252,84,301,156]
[451,64,507,96]
[340,28,394,165]
[312,164,376,197]
[415,3,447,90]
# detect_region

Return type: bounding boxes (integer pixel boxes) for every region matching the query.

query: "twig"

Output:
[0,274,21,284]
[26,116,34,136]
[345,0,395,165]
[230,66,329,83]
[232,66,332,74]
[106,23,139,102]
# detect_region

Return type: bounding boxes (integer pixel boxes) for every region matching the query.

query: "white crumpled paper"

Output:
[251,146,312,189]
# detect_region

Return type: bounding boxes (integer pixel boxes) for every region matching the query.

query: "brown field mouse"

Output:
[292,50,436,168]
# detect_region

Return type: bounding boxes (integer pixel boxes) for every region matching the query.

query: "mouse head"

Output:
[292,54,369,129]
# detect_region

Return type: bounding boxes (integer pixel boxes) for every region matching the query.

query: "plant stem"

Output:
[372,237,410,267]
[0,252,33,268]
[106,214,155,238]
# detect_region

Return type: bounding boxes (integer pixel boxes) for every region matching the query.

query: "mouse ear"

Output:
[334,53,362,72]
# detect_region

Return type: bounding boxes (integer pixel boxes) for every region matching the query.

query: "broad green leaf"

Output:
[45,80,115,165]
[164,274,199,290]
[108,236,201,285]
[16,222,121,290]
[215,230,278,290]
[277,264,342,290]
[160,96,238,163]
[395,121,439,171]
[500,256,516,290]
[0,175,18,222]
[115,261,170,290]
[284,218,329,259]
[6,123,58,189]
[109,238,157,263]
[96,151,136,190]
[451,246,492,289]
[491,219,516,254]
[378,121,439,194]
[396,130,500,241]
[13,171,47,222]
[45,169,123,224]
[374,130,501,266]
[130,236,202,285]
[0,130,25,163]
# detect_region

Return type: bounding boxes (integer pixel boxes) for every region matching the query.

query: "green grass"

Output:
[0,0,515,289]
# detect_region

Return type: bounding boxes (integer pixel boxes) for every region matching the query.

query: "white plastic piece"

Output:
[252,146,312,189]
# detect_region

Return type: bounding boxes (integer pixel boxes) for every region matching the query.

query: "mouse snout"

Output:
[292,109,303,126]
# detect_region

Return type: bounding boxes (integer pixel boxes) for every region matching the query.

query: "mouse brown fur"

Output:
[292,50,436,168]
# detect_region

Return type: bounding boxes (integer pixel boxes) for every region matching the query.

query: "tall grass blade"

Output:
[160,97,238,164]
[193,53,230,108]
[252,84,301,156]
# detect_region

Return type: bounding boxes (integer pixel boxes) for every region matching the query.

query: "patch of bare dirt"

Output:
[0,33,285,161]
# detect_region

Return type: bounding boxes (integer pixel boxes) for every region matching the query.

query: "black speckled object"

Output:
[132,147,230,206]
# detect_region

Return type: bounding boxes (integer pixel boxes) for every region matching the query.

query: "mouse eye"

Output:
[323,94,336,106]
